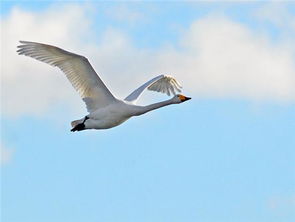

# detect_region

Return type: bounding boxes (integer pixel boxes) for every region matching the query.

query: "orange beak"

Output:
[179,95,191,102]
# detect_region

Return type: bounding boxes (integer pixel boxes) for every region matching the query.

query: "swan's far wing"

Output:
[124,75,182,103]
[148,75,182,96]
[17,41,116,112]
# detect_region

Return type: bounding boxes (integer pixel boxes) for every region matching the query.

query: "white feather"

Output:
[17,41,116,112]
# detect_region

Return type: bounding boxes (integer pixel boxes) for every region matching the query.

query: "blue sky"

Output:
[1,1,295,222]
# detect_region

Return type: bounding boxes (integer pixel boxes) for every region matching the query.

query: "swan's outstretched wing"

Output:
[125,75,182,103]
[17,41,116,113]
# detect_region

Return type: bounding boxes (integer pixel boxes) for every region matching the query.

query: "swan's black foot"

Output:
[71,123,85,132]
[71,116,89,132]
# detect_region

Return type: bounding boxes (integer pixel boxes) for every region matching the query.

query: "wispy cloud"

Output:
[254,3,295,32]
[268,194,295,216]
[0,143,14,165]
[1,3,295,117]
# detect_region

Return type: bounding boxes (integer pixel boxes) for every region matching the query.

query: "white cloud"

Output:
[0,143,14,165]
[1,4,295,118]
[1,4,94,117]
[163,16,295,101]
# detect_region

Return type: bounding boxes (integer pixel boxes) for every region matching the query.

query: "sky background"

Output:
[1,1,295,222]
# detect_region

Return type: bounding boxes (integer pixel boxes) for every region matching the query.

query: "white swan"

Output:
[17,41,191,131]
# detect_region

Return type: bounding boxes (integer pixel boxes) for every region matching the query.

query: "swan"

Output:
[17,41,191,131]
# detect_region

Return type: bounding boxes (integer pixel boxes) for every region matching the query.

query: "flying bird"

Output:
[17,41,191,131]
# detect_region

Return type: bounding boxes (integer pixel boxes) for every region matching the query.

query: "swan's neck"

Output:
[134,98,176,116]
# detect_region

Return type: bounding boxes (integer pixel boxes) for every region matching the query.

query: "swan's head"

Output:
[174,94,191,103]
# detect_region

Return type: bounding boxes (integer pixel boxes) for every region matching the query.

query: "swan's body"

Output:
[17,41,191,131]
